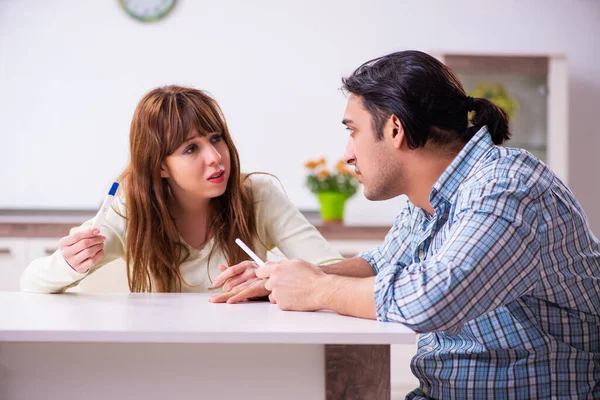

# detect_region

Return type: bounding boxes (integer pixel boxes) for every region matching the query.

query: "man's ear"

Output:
[390,115,404,150]
[160,162,170,178]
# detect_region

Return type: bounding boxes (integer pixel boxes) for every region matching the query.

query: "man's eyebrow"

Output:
[342,119,354,125]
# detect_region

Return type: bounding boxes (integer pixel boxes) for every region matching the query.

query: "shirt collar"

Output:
[430,126,495,207]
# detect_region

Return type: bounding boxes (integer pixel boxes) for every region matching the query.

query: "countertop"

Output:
[0,292,415,344]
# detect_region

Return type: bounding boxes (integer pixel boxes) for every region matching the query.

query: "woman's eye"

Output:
[210,134,224,143]
[184,144,197,154]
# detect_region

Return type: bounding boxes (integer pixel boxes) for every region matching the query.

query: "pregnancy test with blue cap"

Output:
[91,182,119,231]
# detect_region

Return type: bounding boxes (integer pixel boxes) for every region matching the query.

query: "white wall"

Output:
[1,0,599,228]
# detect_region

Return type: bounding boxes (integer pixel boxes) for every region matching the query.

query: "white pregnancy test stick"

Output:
[235,238,265,268]
[91,182,119,231]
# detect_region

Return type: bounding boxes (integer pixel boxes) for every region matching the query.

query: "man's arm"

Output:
[317,275,377,319]
[257,260,377,319]
[320,257,375,277]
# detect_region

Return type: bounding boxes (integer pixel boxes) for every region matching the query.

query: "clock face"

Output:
[119,0,176,22]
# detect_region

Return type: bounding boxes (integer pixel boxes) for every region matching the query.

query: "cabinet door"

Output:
[0,239,28,291]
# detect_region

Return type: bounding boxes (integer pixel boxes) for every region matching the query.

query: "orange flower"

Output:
[317,169,331,180]
[335,160,350,174]
[304,159,320,169]
[318,157,326,166]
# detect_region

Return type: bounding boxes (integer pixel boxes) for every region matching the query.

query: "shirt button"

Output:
[418,250,425,261]
[422,386,429,395]
[426,346,434,352]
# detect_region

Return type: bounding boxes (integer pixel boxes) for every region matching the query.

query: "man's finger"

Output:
[264,278,273,291]
[255,262,279,279]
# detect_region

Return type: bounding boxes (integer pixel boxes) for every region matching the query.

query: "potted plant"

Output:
[469,83,519,121]
[305,158,359,224]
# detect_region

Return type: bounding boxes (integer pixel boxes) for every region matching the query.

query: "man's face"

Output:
[342,95,405,201]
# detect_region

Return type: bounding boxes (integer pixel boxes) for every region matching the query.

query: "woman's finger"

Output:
[76,249,104,273]
[213,262,252,286]
[226,282,269,304]
[208,291,236,303]
[58,229,100,248]
[71,243,104,267]
[223,270,257,292]
[67,235,105,256]
[229,277,260,293]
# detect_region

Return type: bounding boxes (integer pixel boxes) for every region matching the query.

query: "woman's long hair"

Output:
[119,85,257,292]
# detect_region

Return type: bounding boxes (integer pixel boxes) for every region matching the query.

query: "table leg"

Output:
[326,344,390,400]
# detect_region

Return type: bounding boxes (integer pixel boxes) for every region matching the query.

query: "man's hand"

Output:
[255,259,329,311]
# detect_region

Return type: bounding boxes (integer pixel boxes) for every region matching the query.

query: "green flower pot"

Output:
[318,191,348,223]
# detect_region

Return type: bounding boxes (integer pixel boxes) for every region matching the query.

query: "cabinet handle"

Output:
[0,248,11,255]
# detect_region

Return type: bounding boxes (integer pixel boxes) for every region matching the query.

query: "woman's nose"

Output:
[205,144,222,165]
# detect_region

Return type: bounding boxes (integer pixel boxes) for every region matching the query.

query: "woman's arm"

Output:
[20,197,127,293]
[256,177,344,265]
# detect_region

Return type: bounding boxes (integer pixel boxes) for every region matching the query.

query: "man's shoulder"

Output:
[456,148,556,221]
[464,147,554,198]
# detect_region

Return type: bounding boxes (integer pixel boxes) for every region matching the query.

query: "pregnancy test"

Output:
[91,182,119,231]
[235,238,265,268]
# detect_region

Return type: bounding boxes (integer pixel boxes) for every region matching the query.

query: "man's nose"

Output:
[344,138,356,165]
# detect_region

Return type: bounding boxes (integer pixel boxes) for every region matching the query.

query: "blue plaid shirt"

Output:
[361,127,600,399]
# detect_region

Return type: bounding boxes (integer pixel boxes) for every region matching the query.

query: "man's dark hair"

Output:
[342,50,511,148]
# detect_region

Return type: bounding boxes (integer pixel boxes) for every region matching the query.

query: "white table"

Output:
[0,292,415,400]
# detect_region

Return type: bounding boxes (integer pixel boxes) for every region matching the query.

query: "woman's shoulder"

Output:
[243,173,286,202]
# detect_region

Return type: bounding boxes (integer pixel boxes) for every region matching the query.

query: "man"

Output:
[213,51,600,399]
[217,50,600,398]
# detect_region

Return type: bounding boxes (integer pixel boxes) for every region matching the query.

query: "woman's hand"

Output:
[58,229,106,273]
[209,262,271,304]
[212,261,260,293]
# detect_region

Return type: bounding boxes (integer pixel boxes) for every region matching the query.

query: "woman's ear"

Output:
[160,162,170,178]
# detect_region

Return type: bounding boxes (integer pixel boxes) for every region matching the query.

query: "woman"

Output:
[20,85,342,297]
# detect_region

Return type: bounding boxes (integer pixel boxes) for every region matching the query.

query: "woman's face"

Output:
[161,130,231,203]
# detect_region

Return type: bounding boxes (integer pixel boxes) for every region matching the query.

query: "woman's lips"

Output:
[208,170,225,183]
